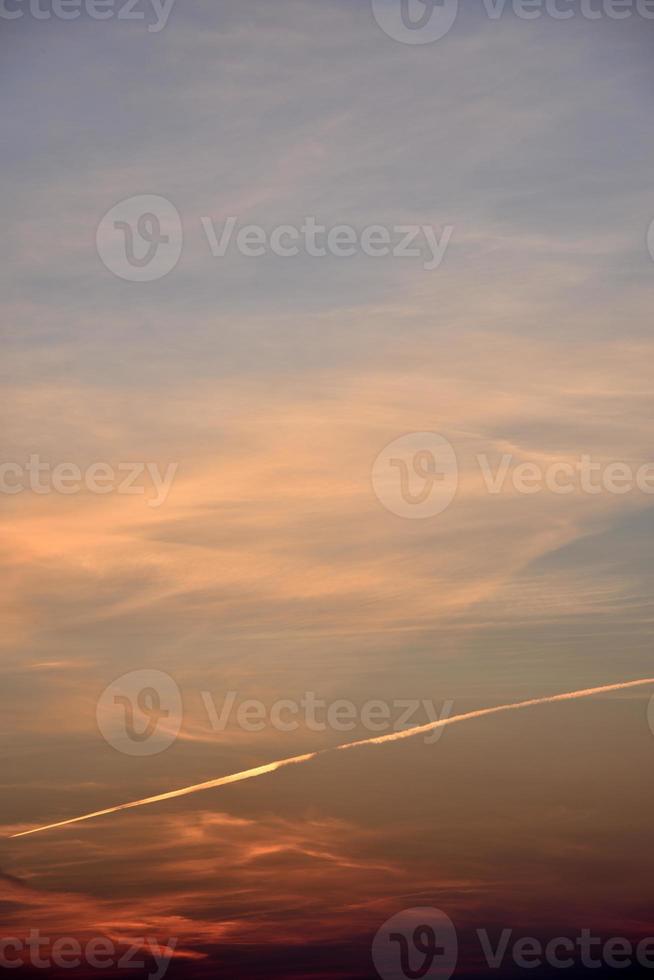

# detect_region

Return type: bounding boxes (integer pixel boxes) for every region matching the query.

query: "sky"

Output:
[2,1,654,978]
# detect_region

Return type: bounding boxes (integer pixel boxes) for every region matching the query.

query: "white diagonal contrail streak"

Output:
[10,677,654,839]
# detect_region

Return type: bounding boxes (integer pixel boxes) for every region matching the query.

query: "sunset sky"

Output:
[2,2,654,978]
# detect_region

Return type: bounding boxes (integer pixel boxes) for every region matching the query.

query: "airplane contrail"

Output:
[10,677,654,839]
